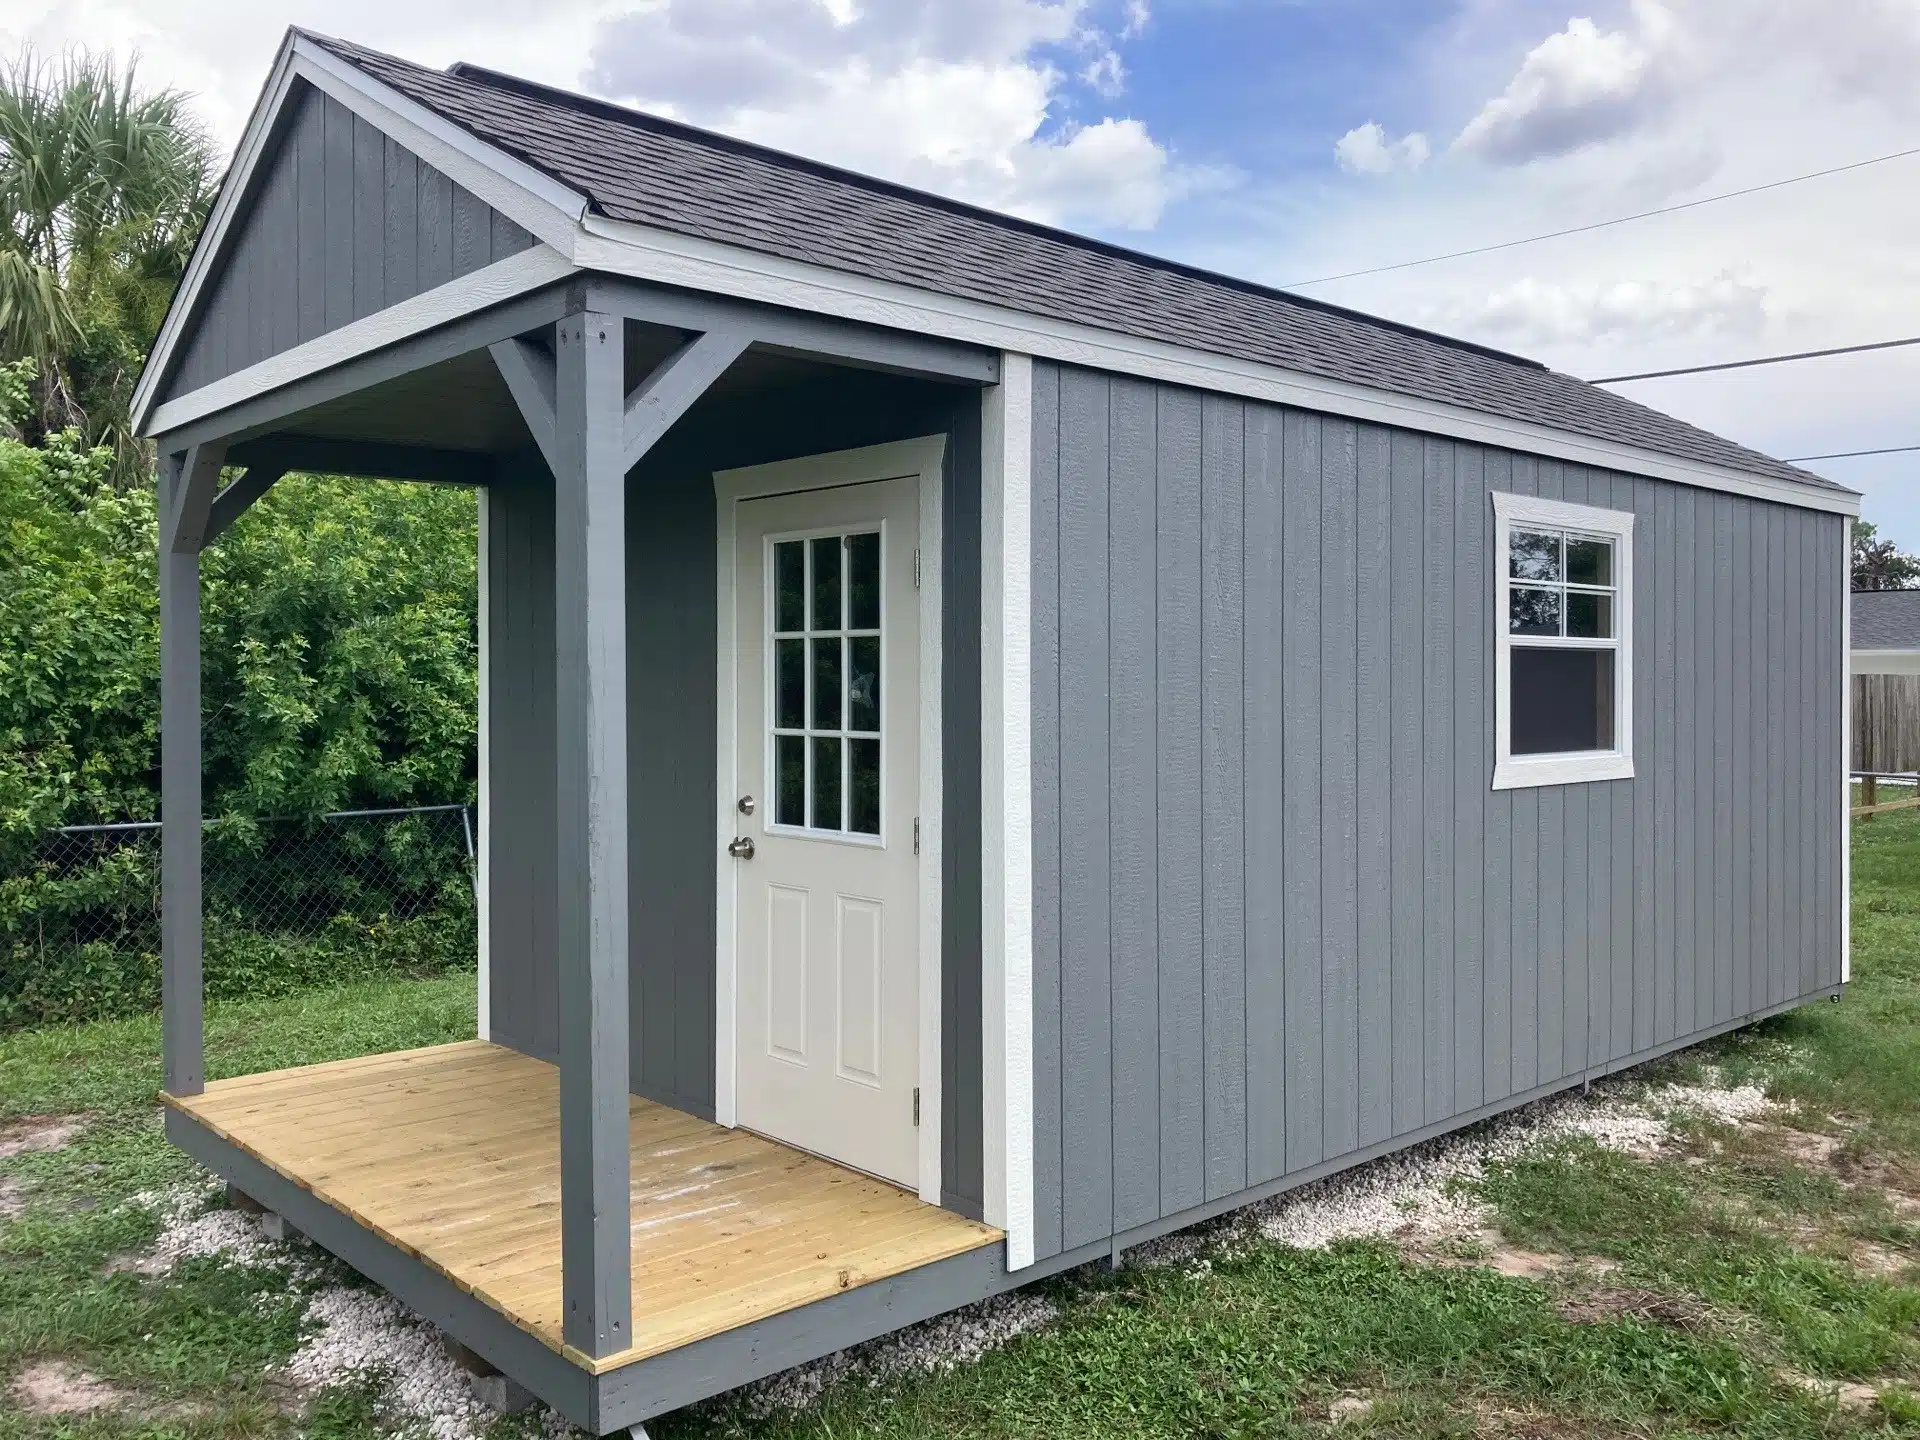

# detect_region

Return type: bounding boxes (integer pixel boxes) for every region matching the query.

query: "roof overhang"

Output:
[136,34,1861,520]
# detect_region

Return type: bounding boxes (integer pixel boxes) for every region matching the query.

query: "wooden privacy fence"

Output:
[1853,674,1920,774]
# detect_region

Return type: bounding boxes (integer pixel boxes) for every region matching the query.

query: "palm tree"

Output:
[0,50,215,474]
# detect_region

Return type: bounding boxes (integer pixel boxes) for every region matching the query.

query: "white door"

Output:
[731,476,922,1188]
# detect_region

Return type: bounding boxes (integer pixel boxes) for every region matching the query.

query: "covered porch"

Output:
[146,264,1013,1429]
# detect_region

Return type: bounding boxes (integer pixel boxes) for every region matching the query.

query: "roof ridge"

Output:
[430,54,1549,374]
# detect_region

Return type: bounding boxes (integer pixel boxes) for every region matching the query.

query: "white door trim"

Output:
[714,434,947,1204]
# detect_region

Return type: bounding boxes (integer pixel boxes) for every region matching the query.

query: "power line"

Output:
[1786,444,1920,463]
[1283,145,1920,290]
[1588,334,1920,384]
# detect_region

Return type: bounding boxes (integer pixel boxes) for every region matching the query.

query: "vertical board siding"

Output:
[1029,363,1842,1252]
[165,81,534,401]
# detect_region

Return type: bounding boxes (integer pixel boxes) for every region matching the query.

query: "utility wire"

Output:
[1284,145,1920,289]
[1785,444,1920,463]
[1588,334,1920,384]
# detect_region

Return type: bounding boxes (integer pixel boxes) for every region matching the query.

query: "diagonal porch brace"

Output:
[489,336,560,476]
[203,466,288,545]
[552,310,633,1359]
[620,329,750,473]
[165,440,228,555]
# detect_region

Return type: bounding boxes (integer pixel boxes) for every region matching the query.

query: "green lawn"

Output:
[3,817,1918,1439]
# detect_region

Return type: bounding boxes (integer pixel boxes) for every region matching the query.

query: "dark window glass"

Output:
[774,541,805,633]
[812,736,842,830]
[848,635,880,732]
[811,637,842,729]
[1566,591,1613,639]
[1511,647,1614,755]
[810,536,841,630]
[1565,536,1612,586]
[1510,529,1560,581]
[776,638,805,729]
[849,738,880,835]
[1510,586,1561,636]
[848,531,881,630]
[776,735,805,826]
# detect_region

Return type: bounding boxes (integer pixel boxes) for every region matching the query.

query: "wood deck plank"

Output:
[166,1042,999,1374]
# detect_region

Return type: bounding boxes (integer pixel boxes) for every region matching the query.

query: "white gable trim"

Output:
[130,30,587,435]
[574,215,1858,518]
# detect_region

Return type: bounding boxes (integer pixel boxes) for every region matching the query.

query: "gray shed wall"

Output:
[1028,360,1845,1261]
[164,81,534,402]
[483,372,987,1213]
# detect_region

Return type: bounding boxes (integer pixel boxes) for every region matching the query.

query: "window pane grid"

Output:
[768,531,882,838]
[1508,526,1617,645]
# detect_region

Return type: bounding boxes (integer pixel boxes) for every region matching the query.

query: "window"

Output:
[769,530,883,838]
[1492,492,1634,790]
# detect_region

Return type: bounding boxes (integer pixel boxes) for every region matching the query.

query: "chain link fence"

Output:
[0,805,478,1029]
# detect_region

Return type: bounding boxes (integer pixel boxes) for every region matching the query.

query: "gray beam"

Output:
[490,337,560,475]
[225,436,494,487]
[159,451,204,1096]
[166,441,228,554]
[621,329,749,472]
[553,308,633,1358]
[203,466,286,545]
[146,282,577,455]
[583,275,999,387]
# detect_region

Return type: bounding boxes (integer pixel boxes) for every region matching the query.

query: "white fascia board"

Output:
[1850,648,1920,675]
[574,214,1859,519]
[131,32,588,436]
[145,244,574,438]
[130,36,301,433]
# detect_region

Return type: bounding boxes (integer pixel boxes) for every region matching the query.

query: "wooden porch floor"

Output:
[162,1041,999,1373]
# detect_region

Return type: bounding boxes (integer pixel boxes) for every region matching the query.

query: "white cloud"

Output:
[1119,0,1150,40]
[1081,48,1126,97]
[1454,2,1682,164]
[1334,121,1430,175]
[1445,271,1770,347]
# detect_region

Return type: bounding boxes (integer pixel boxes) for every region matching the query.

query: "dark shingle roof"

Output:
[307,31,1844,494]
[1853,590,1920,649]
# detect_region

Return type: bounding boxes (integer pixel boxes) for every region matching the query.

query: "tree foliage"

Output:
[1851,520,1920,593]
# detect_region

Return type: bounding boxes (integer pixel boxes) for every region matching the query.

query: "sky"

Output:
[8,0,1919,544]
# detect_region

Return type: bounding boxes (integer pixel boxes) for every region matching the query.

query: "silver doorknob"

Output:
[727,836,756,859]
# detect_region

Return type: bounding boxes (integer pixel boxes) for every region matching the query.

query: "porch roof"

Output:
[301,29,1838,495]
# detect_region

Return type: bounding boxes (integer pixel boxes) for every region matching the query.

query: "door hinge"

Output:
[913,1086,921,1126]
[913,547,921,589]
[913,816,920,855]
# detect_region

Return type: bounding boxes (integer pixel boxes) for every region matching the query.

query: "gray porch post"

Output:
[159,450,207,1097]
[552,309,634,1356]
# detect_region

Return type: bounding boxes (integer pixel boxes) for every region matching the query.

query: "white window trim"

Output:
[1492,491,1636,791]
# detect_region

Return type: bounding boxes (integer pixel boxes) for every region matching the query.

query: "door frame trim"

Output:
[713,434,947,1204]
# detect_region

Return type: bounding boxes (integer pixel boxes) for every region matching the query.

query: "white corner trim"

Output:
[574,213,1860,519]
[476,487,491,1042]
[145,244,574,438]
[129,38,301,433]
[288,40,586,252]
[1841,519,1852,985]
[710,434,949,1203]
[980,355,1035,1269]
[1490,490,1637,793]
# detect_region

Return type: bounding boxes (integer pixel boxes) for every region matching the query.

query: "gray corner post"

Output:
[553,308,635,1357]
[159,443,223,1097]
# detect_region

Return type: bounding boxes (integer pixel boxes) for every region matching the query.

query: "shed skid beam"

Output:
[553,310,633,1357]
[621,329,750,472]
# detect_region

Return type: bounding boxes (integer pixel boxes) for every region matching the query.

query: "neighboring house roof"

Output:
[1852,589,1920,649]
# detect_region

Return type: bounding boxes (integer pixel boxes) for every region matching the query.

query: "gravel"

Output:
[117,1182,288,1276]
[283,1287,498,1440]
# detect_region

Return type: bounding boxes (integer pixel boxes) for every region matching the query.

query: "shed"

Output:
[1852,588,1920,674]
[137,29,1857,1434]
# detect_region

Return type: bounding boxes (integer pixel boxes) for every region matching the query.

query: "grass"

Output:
[2,815,1919,1438]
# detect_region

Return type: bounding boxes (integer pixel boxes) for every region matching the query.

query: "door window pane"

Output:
[774,541,805,633]
[848,531,881,630]
[775,639,804,729]
[1511,647,1614,754]
[849,738,880,835]
[776,735,805,826]
[848,635,880,733]
[810,536,841,630]
[1510,529,1560,581]
[811,637,842,729]
[811,736,842,830]
[1510,586,1561,636]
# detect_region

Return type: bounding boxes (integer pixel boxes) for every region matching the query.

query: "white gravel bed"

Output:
[283,1287,498,1440]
